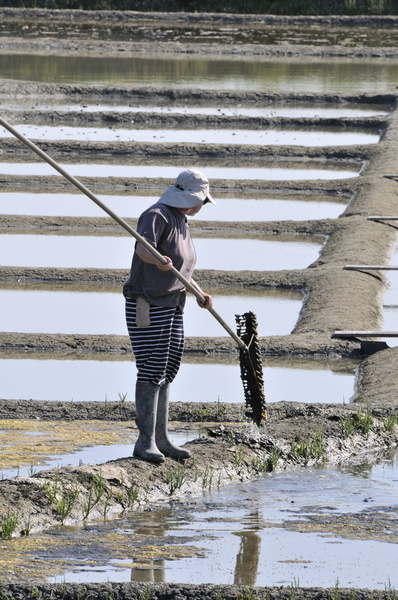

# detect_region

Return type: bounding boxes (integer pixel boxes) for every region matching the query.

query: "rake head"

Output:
[235,311,267,427]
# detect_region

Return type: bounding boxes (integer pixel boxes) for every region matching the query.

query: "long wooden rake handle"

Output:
[0,115,248,352]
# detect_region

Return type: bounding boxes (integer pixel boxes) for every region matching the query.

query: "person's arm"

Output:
[135,243,173,272]
[190,277,213,309]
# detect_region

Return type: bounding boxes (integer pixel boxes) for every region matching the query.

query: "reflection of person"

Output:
[124,169,216,464]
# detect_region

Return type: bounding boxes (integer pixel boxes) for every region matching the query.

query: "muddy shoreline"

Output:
[1,9,398,60]
[1,7,398,592]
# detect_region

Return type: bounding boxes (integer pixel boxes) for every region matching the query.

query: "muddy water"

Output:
[4,102,388,118]
[22,453,397,589]
[0,289,302,337]
[0,192,346,220]
[0,124,380,146]
[0,356,357,405]
[1,54,398,92]
[0,234,324,270]
[0,163,361,180]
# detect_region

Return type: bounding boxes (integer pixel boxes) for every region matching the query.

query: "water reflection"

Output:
[233,531,261,586]
[1,54,397,92]
[46,454,398,588]
[0,192,346,221]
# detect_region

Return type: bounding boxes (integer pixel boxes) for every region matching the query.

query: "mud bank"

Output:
[1,9,398,60]
[1,582,397,600]
[0,81,394,107]
[0,402,397,539]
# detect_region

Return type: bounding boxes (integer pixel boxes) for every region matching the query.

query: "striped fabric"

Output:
[125,298,184,385]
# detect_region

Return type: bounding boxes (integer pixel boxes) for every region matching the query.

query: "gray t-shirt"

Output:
[123,202,196,309]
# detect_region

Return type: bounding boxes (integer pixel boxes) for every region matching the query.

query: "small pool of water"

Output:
[382,302,398,348]
[380,245,398,347]
[0,288,302,337]
[0,234,323,270]
[0,162,361,180]
[4,101,388,118]
[1,54,398,93]
[1,124,380,147]
[0,432,195,481]
[0,356,357,405]
[38,453,398,589]
[0,192,347,221]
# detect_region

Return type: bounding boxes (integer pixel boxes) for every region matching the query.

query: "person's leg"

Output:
[126,299,177,462]
[133,381,164,463]
[156,383,192,460]
[155,309,192,460]
[126,300,175,385]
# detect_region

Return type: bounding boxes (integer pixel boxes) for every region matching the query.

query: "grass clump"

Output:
[291,429,325,462]
[165,463,187,495]
[384,414,398,433]
[252,446,282,473]
[0,511,18,540]
[340,407,373,438]
[44,471,80,524]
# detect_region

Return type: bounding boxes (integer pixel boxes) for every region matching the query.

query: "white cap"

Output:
[157,169,216,209]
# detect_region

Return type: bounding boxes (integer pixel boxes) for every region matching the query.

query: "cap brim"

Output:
[157,185,205,208]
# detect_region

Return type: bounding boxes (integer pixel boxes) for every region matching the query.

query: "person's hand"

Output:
[197,293,213,309]
[157,256,173,271]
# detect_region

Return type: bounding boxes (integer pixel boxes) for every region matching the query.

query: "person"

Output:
[124,168,216,464]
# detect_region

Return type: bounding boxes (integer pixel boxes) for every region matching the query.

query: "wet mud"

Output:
[1,7,398,594]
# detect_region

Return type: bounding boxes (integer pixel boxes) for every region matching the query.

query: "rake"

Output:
[0,115,267,426]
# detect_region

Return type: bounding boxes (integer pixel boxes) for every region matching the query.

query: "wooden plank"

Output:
[344,265,398,270]
[333,331,398,338]
[367,216,398,221]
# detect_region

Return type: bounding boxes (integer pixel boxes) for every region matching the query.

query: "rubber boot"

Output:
[133,382,165,464]
[156,383,192,460]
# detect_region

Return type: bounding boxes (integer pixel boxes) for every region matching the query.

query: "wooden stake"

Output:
[333,331,398,338]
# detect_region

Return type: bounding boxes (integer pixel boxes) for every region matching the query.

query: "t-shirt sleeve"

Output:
[137,210,167,248]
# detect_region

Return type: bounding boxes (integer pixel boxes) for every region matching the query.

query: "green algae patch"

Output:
[0,419,137,472]
[0,521,206,583]
[279,505,398,543]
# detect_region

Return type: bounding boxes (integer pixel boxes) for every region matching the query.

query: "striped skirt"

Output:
[125,298,184,386]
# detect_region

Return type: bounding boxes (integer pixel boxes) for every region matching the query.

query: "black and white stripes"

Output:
[125,298,184,386]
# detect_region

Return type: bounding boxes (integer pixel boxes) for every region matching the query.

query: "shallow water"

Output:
[1,54,398,93]
[0,162,361,180]
[0,124,379,147]
[0,288,302,337]
[0,234,323,270]
[0,356,357,405]
[0,431,196,480]
[380,244,398,347]
[38,453,398,589]
[0,192,346,221]
[3,101,389,118]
